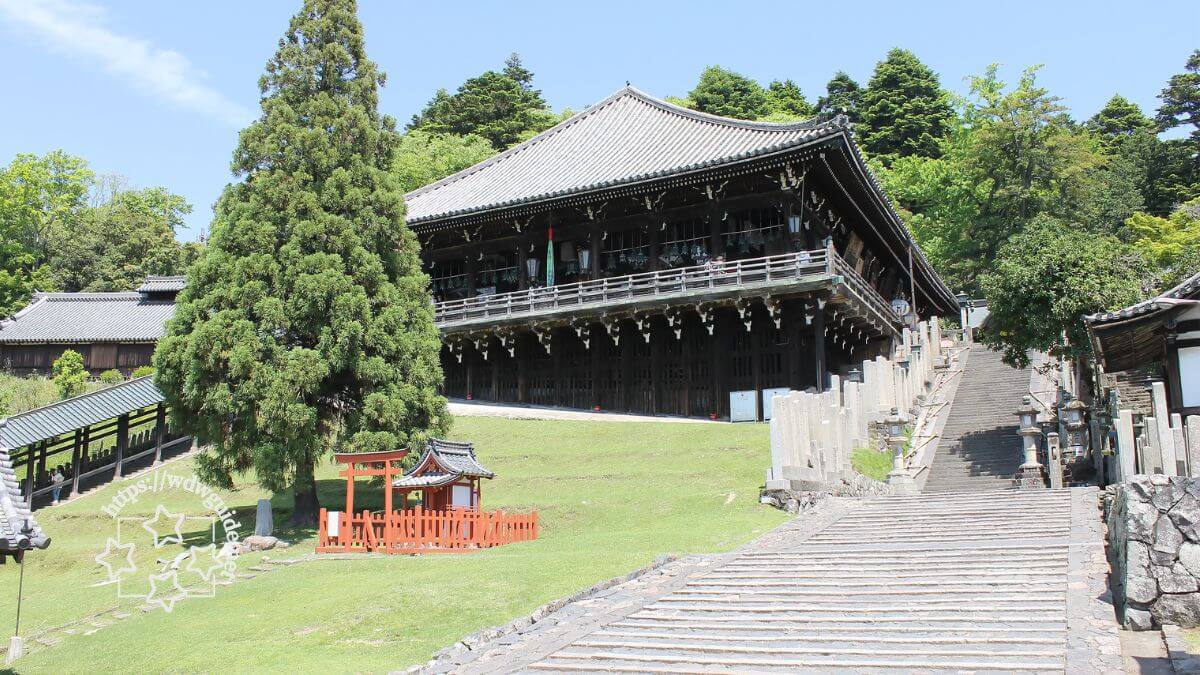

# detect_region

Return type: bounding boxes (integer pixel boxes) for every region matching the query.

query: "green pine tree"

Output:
[409,53,557,150]
[815,71,863,124]
[687,66,769,120]
[763,79,813,119]
[860,48,955,160]
[1086,94,1156,148]
[154,0,449,526]
[1156,49,1200,155]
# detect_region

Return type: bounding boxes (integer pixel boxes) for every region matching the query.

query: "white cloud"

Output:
[0,0,254,127]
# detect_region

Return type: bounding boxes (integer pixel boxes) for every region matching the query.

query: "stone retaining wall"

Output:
[1106,475,1200,629]
[760,473,892,514]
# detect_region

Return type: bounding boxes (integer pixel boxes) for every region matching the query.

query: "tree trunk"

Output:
[288,460,320,528]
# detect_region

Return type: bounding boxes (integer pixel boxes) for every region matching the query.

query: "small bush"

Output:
[99,369,124,385]
[52,350,89,399]
[131,365,154,378]
[851,446,894,482]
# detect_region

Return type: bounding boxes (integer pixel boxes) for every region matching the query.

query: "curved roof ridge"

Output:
[31,291,143,301]
[621,85,835,131]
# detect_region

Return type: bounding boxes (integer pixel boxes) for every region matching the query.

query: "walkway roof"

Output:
[0,376,164,450]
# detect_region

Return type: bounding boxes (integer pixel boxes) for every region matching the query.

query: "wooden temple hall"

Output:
[408,87,958,420]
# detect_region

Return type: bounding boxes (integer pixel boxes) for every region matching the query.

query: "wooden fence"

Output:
[316,506,539,554]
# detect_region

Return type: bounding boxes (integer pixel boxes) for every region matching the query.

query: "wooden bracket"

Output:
[633,312,653,343]
[694,303,717,335]
[763,297,782,330]
[496,331,516,358]
[572,319,592,350]
[533,326,553,354]
[602,317,621,346]
[665,307,684,340]
[472,335,489,361]
[735,298,756,332]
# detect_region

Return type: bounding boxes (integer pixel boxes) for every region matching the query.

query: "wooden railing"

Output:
[316,506,539,554]
[434,249,835,326]
[831,253,903,330]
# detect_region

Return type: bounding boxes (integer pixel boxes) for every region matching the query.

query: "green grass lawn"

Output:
[3,416,785,673]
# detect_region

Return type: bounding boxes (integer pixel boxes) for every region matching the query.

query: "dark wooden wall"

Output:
[0,342,155,376]
[440,301,872,420]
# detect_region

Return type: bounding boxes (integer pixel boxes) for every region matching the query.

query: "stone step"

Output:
[572,637,1064,658]
[627,611,1066,628]
[609,619,1066,638]
[703,569,1065,581]
[593,629,1063,647]
[742,542,1070,556]
[806,525,1069,539]
[533,648,1065,672]
[687,579,1064,590]
[671,589,1068,602]
[644,601,1065,615]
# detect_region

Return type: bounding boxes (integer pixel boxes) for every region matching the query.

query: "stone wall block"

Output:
[1153,516,1184,556]
[1127,498,1160,543]
[1155,563,1200,593]
[1154,593,1200,626]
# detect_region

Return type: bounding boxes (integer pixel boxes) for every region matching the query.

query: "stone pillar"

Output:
[1188,415,1200,479]
[1116,409,1137,480]
[1047,432,1063,489]
[1152,381,1180,476]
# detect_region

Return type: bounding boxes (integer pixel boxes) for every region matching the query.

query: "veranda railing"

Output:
[433,248,835,326]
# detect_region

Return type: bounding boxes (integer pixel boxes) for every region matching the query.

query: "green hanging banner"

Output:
[546,224,555,287]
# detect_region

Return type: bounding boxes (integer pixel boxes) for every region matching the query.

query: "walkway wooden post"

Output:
[70,428,83,497]
[114,413,129,478]
[812,303,827,392]
[152,403,166,464]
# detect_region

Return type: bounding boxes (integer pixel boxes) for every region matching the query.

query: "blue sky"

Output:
[0,0,1196,240]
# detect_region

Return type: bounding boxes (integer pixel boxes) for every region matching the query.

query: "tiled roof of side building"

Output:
[0,292,176,344]
[137,276,187,293]
[1086,270,1200,325]
[403,86,846,225]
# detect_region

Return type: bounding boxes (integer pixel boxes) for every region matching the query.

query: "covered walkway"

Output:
[0,377,191,510]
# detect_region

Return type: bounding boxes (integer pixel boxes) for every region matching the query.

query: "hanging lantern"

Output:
[579,248,591,270]
[526,258,539,280]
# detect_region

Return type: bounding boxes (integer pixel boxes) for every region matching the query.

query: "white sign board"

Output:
[761,388,790,421]
[730,390,757,422]
[1179,346,1200,408]
[452,484,473,508]
[327,510,340,537]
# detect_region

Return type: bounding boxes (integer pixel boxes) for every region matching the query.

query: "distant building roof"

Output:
[404,86,845,226]
[137,276,187,294]
[1086,271,1200,373]
[0,376,164,449]
[393,438,493,489]
[0,291,176,345]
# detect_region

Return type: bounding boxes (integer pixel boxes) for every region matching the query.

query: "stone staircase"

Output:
[525,490,1079,673]
[923,344,1032,493]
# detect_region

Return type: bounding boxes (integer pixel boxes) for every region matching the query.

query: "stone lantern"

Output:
[1063,397,1088,459]
[1015,395,1044,488]
[846,366,863,384]
[884,407,916,495]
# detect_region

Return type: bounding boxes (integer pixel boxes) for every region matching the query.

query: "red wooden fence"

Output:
[316,506,538,554]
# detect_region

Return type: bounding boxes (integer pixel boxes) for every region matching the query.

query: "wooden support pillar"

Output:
[786,302,804,389]
[708,203,724,257]
[36,440,48,487]
[621,323,634,411]
[383,463,394,548]
[517,244,528,291]
[590,225,601,278]
[591,325,601,409]
[552,329,562,405]
[650,318,662,415]
[517,334,528,403]
[682,320,692,417]
[752,312,763,421]
[465,348,476,400]
[711,312,726,419]
[344,469,355,552]
[153,402,166,463]
[490,341,500,401]
[71,428,83,497]
[115,413,129,478]
[466,255,478,298]
[648,223,660,272]
[812,305,827,392]
[23,453,34,503]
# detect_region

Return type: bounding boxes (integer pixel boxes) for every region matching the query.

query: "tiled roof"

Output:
[0,437,49,551]
[1086,271,1200,325]
[0,377,164,449]
[137,276,186,293]
[403,86,845,225]
[393,438,494,488]
[0,292,176,344]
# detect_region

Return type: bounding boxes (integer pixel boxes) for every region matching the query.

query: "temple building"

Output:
[0,276,184,375]
[407,86,957,420]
